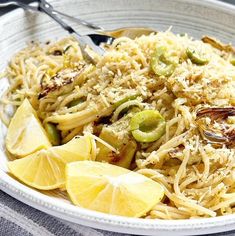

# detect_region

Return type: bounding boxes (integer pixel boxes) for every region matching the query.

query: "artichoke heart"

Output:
[96,116,137,169]
[196,107,235,148]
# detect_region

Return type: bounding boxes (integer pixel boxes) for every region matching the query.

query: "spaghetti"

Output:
[1,31,235,219]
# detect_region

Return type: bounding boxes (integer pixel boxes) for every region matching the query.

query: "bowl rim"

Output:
[2,168,235,235]
[1,0,235,235]
[1,0,235,24]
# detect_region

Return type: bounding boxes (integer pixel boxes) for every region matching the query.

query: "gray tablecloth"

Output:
[0,1,235,236]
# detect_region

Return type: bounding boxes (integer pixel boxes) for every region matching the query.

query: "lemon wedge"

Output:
[8,150,65,190]
[8,135,92,190]
[6,99,51,157]
[50,135,92,163]
[66,161,164,217]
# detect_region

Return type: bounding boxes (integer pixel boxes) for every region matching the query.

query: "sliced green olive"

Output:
[151,46,177,77]
[186,48,209,65]
[130,110,166,143]
[113,94,139,108]
[44,122,61,146]
[68,98,85,108]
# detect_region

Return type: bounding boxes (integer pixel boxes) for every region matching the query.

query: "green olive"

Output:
[186,48,209,65]
[113,94,139,108]
[151,46,177,77]
[68,98,85,108]
[45,123,61,146]
[130,110,166,143]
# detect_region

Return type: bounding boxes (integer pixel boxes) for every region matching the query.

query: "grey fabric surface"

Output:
[0,191,129,236]
[0,0,235,236]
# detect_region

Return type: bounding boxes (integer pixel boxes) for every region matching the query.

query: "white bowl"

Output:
[0,0,235,235]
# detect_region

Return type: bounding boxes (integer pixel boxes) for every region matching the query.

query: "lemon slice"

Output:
[8,150,65,190]
[66,161,164,217]
[8,135,92,190]
[6,99,51,157]
[50,135,92,163]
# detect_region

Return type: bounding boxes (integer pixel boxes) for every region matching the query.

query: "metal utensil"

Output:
[0,0,156,62]
[0,0,103,31]
[0,1,156,39]
[0,0,37,10]
[0,0,108,63]
[39,0,156,39]
[38,0,108,64]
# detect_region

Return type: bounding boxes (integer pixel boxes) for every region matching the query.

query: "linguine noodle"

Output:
[1,31,235,219]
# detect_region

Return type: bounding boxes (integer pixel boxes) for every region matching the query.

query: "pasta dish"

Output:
[0,30,235,219]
